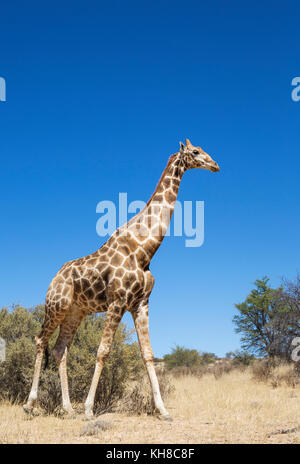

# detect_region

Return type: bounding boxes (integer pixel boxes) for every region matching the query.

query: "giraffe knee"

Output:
[96,345,110,363]
[142,350,154,364]
[52,345,65,363]
[35,336,47,352]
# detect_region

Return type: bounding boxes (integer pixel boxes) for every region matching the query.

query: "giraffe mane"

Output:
[145,153,178,207]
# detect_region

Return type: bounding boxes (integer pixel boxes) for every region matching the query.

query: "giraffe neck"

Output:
[127,153,186,266]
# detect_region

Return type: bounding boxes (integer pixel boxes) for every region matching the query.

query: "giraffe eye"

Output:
[193,150,199,155]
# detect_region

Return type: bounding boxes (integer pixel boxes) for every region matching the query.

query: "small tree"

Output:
[163,345,201,369]
[200,352,217,364]
[226,349,255,366]
[233,277,300,359]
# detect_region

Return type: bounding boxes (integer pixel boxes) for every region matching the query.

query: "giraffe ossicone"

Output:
[24,139,219,419]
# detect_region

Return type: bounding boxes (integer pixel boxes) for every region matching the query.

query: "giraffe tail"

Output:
[43,344,50,370]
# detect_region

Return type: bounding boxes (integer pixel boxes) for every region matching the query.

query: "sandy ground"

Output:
[1,370,300,444]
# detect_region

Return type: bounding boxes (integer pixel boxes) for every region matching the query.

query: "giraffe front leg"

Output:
[84,307,123,419]
[57,347,75,415]
[52,344,75,416]
[132,303,172,421]
[52,308,85,416]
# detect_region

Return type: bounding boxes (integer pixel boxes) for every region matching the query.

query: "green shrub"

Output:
[0,305,143,414]
[227,350,255,366]
[200,352,217,364]
[163,345,202,369]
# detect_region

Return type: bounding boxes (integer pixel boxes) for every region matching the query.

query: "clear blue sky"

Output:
[0,1,299,357]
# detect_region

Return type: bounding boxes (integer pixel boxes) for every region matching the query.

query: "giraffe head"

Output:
[179,139,220,172]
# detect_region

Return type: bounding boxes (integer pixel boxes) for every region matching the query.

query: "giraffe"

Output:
[24,138,219,420]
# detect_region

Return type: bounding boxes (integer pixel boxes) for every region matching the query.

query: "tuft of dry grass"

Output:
[2,369,300,443]
[117,370,174,416]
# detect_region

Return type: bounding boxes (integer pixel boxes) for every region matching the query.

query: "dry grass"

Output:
[251,359,300,388]
[117,371,174,416]
[2,369,300,443]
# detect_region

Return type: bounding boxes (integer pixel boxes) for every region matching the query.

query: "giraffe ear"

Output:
[185,138,192,147]
[179,141,185,153]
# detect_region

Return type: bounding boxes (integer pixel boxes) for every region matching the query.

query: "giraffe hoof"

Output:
[158,413,173,422]
[62,408,76,419]
[23,405,34,415]
[84,412,94,421]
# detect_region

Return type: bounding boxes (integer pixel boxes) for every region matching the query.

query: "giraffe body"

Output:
[24,139,219,419]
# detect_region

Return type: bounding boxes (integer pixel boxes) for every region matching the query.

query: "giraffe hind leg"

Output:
[24,281,74,413]
[23,314,60,413]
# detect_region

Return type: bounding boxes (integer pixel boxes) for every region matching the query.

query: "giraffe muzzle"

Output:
[210,162,220,172]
